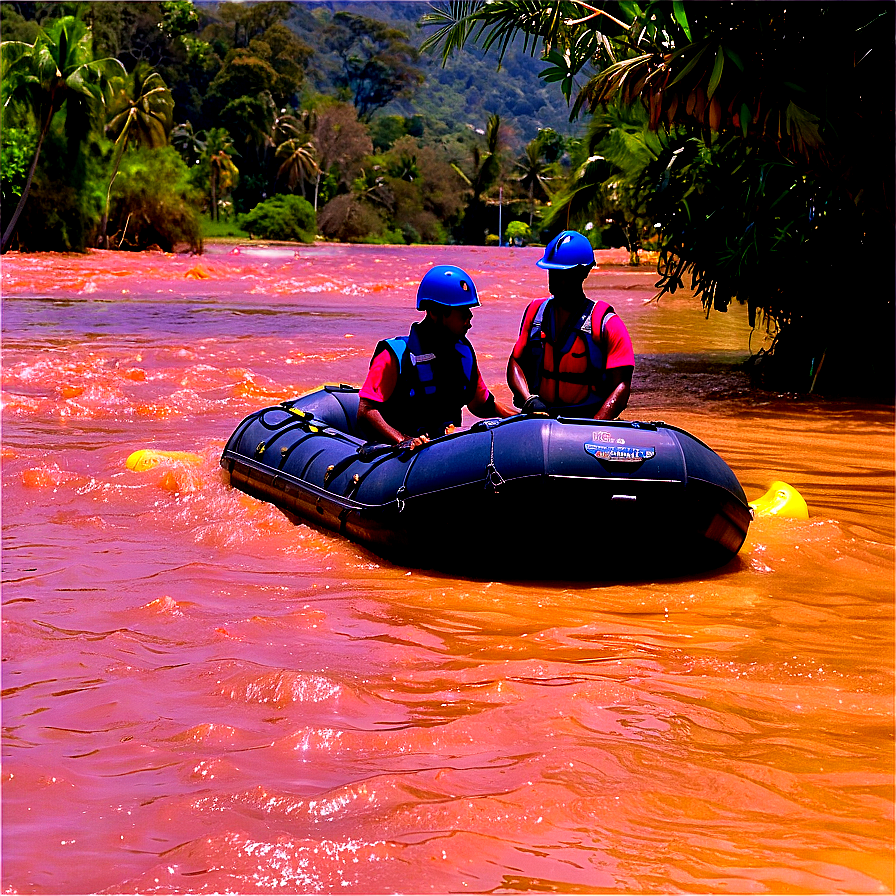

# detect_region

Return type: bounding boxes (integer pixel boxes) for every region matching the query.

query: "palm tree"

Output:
[171,121,207,167]
[516,138,552,227]
[542,101,662,262]
[270,108,301,146]
[275,137,318,198]
[452,112,506,244]
[266,109,316,199]
[100,62,174,248]
[0,16,125,253]
[205,128,239,222]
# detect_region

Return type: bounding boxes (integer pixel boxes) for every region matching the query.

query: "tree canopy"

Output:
[324,11,424,122]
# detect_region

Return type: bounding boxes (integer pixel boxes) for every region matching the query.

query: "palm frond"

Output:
[419,2,483,65]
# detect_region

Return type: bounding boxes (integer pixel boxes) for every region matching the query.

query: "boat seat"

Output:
[288,385,364,439]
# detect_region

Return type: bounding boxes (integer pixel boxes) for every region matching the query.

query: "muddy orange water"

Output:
[2,244,893,894]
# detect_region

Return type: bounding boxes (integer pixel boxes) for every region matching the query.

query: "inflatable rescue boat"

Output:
[220,385,751,577]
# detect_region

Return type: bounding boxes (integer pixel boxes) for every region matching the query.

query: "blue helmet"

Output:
[536,230,595,270]
[416,265,480,310]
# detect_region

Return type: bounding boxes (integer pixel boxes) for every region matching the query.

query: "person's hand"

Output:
[396,434,430,452]
[521,395,549,415]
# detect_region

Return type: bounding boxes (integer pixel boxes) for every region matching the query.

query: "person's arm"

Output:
[593,312,634,419]
[506,356,532,408]
[357,398,429,449]
[593,366,633,420]
[507,356,550,413]
[507,301,548,410]
[358,347,429,450]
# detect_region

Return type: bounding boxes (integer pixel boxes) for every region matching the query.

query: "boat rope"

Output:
[485,428,505,492]
[395,448,422,513]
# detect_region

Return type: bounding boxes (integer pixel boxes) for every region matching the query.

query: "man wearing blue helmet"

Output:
[358,264,514,450]
[507,230,634,419]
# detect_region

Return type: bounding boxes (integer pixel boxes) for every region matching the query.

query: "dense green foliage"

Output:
[1,1,578,255]
[241,194,315,242]
[0,127,35,206]
[11,123,107,252]
[289,2,580,142]
[0,14,125,251]
[322,10,423,122]
[107,146,203,251]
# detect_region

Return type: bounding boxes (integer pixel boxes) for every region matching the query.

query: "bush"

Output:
[240,194,316,242]
[363,227,404,245]
[405,211,448,245]
[107,146,203,252]
[505,220,532,246]
[1,128,36,218]
[318,194,384,243]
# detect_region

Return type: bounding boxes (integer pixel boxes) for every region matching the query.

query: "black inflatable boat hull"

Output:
[220,385,751,577]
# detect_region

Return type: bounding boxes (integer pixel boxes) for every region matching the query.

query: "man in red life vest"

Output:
[358,265,515,451]
[507,230,635,419]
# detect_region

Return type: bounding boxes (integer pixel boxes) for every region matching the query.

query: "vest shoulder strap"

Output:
[381,336,409,375]
[522,299,550,337]
[456,338,475,387]
[580,300,615,338]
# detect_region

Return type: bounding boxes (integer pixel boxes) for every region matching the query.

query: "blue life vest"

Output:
[372,321,477,438]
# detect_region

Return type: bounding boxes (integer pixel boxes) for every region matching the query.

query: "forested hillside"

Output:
[283,1,582,147]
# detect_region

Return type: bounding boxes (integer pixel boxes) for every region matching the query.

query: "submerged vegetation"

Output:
[1,0,893,396]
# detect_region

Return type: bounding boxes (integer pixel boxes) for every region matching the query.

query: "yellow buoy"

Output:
[749,481,809,519]
[126,449,203,472]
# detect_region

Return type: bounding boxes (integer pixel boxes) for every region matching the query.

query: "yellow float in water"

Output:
[126,449,203,472]
[749,481,809,519]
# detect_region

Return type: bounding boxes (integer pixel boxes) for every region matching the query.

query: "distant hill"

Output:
[286,1,584,149]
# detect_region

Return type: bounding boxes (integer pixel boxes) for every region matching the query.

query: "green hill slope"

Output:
[287,1,583,148]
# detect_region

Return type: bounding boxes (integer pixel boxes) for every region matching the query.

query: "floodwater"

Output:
[2,243,893,894]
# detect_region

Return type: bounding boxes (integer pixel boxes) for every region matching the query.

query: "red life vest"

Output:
[518,297,616,411]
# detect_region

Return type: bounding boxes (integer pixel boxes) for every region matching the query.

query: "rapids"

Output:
[2,244,893,894]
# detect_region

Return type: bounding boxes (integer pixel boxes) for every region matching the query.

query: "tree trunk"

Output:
[1,109,53,254]
[100,137,128,250]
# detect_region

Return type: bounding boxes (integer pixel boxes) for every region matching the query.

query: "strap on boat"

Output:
[485,428,505,492]
[394,447,423,513]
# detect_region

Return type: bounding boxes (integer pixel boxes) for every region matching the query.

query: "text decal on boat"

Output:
[585,443,655,462]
